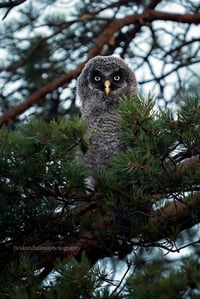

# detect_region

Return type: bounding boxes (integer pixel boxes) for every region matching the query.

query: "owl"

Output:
[77,55,137,191]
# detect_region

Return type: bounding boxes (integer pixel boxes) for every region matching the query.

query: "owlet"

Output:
[77,55,137,191]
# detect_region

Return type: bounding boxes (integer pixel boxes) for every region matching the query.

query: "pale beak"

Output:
[104,80,111,96]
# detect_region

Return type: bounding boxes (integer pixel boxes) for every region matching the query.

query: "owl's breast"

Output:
[84,112,121,175]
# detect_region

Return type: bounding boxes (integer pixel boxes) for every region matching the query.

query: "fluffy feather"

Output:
[77,55,137,185]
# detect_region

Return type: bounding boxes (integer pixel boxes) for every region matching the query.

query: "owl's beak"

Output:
[104,80,111,96]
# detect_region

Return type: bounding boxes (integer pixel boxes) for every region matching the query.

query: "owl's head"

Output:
[77,56,137,105]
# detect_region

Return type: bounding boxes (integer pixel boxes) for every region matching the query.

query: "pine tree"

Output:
[0,0,200,298]
[0,93,200,298]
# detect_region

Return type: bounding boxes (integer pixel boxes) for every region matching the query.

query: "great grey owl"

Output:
[77,55,137,191]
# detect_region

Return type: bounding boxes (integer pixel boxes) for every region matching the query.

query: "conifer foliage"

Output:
[0,0,200,298]
[0,94,200,298]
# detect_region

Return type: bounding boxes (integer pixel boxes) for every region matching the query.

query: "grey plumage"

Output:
[77,55,137,187]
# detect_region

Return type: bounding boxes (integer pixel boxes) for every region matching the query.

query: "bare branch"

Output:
[0,62,86,126]
[0,0,27,20]
[0,0,27,8]
[88,10,200,58]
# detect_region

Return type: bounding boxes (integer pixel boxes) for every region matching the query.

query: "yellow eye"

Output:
[114,75,120,81]
[94,76,101,81]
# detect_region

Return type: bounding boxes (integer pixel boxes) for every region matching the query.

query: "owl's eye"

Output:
[113,75,121,81]
[94,76,101,81]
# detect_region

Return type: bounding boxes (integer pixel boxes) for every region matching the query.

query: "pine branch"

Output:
[23,189,200,279]
[1,9,199,125]
[5,156,199,280]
